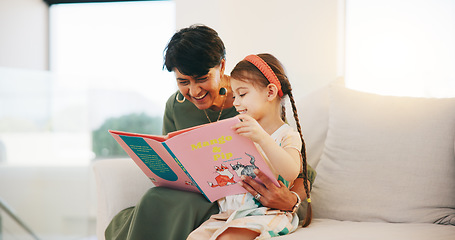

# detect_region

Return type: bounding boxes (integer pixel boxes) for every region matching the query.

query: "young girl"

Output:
[187,53,312,240]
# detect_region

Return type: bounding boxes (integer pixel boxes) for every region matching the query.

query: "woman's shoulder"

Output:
[165,91,179,106]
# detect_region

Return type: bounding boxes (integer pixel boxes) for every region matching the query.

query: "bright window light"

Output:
[1,1,176,166]
[50,1,176,111]
[345,0,455,97]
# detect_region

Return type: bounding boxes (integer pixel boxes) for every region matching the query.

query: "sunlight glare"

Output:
[345,0,455,98]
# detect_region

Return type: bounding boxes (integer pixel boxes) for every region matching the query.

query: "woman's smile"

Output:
[192,92,208,101]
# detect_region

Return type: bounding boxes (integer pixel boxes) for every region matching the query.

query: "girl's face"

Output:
[174,60,225,110]
[231,77,269,120]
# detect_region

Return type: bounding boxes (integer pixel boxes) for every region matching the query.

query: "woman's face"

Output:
[174,60,225,110]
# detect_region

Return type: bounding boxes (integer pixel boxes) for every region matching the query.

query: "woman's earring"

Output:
[219,87,227,95]
[176,92,186,103]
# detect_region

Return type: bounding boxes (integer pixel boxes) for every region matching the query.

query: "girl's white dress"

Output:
[187,124,302,240]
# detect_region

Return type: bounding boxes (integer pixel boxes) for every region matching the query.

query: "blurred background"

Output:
[0,0,454,239]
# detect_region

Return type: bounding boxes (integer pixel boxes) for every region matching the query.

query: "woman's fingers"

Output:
[239,169,296,211]
[253,169,279,189]
[239,169,276,207]
[238,179,259,196]
[240,173,267,196]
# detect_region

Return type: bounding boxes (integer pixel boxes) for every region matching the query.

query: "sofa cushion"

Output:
[278,219,455,240]
[312,83,455,225]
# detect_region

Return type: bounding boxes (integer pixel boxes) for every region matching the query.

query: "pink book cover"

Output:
[109,130,200,193]
[109,117,278,202]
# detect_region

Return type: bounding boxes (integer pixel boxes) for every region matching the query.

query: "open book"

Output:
[109,117,278,202]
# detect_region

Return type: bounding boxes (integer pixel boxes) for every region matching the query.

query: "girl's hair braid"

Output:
[287,90,312,227]
[262,54,312,227]
[231,53,312,227]
[281,105,287,122]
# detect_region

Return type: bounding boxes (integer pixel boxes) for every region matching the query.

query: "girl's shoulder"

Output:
[271,124,301,146]
[272,124,296,137]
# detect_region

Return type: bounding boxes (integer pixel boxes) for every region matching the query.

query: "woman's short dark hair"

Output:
[163,24,226,77]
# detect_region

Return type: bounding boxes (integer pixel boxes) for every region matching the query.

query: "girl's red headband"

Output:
[244,54,283,97]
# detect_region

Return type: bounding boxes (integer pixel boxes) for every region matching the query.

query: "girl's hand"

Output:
[233,114,269,144]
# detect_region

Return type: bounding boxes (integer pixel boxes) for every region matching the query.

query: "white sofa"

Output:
[93,82,455,240]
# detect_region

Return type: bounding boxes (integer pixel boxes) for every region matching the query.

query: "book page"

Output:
[110,132,199,193]
[165,117,279,202]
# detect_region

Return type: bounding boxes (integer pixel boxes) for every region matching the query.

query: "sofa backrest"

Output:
[288,84,330,169]
[307,82,455,225]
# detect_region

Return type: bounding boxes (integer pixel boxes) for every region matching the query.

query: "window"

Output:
[0,1,176,166]
[344,0,455,97]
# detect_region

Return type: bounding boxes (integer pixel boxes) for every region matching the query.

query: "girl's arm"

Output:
[233,114,301,182]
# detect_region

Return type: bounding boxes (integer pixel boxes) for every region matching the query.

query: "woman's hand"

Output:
[239,169,299,211]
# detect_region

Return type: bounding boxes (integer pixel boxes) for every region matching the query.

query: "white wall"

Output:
[175,0,339,95]
[0,0,49,70]
[0,2,96,239]
[0,0,339,93]
[0,3,95,237]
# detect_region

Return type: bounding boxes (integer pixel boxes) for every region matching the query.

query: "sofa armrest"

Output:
[92,158,155,240]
